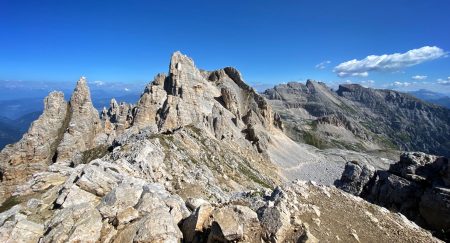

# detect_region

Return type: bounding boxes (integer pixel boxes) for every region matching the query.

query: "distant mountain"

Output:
[0,98,45,120]
[0,92,141,120]
[432,97,450,109]
[0,112,42,150]
[408,89,450,109]
[0,79,145,120]
[0,116,22,149]
[263,81,450,157]
[13,111,41,133]
[0,79,146,101]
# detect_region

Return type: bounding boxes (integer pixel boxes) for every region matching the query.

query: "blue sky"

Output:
[1,0,450,93]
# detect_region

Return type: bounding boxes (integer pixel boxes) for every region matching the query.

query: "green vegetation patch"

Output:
[0,196,21,213]
[150,134,173,151]
[376,135,398,150]
[79,144,110,164]
[238,165,271,188]
[302,131,326,149]
[186,124,203,136]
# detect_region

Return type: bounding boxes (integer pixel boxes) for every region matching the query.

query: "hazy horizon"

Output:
[1,1,450,94]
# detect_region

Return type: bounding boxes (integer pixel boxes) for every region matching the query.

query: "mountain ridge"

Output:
[0,52,445,242]
[263,80,450,157]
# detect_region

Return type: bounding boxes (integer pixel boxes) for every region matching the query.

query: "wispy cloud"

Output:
[340,72,368,77]
[315,60,331,70]
[412,75,427,80]
[360,80,375,87]
[437,77,450,85]
[91,80,105,86]
[334,46,446,77]
[390,81,411,87]
[338,79,375,87]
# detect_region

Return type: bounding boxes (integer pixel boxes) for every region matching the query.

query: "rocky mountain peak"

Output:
[336,83,364,96]
[165,51,201,97]
[170,51,195,70]
[44,91,66,111]
[305,79,315,87]
[109,98,119,111]
[70,76,92,106]
[55,76,103,165]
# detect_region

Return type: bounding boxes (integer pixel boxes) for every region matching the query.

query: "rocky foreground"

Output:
[336,152,450,240]
[0,52,443,242]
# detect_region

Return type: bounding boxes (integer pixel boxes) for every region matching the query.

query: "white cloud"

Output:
[437,77,450,85]
[92,80,105,86]
[337,71,368,77]
[411,75,427,80]
[315,60,331,69]
[334,46,446,77]
[124,88,130,91]
[356,80,375,88]
[391,81,411,87]
[361,80,375,85]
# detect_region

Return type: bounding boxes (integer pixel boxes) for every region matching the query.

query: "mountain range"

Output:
[408,89,450,109]
[1,81,449,154]
[263,82,450,157]
[0,52,448,242]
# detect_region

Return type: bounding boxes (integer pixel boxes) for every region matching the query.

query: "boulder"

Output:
[185,197,210,211]
[75,160,122,197]
[336,152,450,239]
[181,204,214,242]
[114,208,182,243]
[207,205,261,242]
[97,179,145,224]
[258,201,291,242]
[0,211,44,243]
[420,187,450,232]
[335,161,375,195]
[43,203,103,243]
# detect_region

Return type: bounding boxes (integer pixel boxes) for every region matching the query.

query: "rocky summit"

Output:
[0,52,446,242]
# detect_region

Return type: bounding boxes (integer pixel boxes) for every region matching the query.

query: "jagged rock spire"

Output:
[70,76,95,109]
[55,76,103,165]
[166,51,201,97]
[0,91,68,200]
